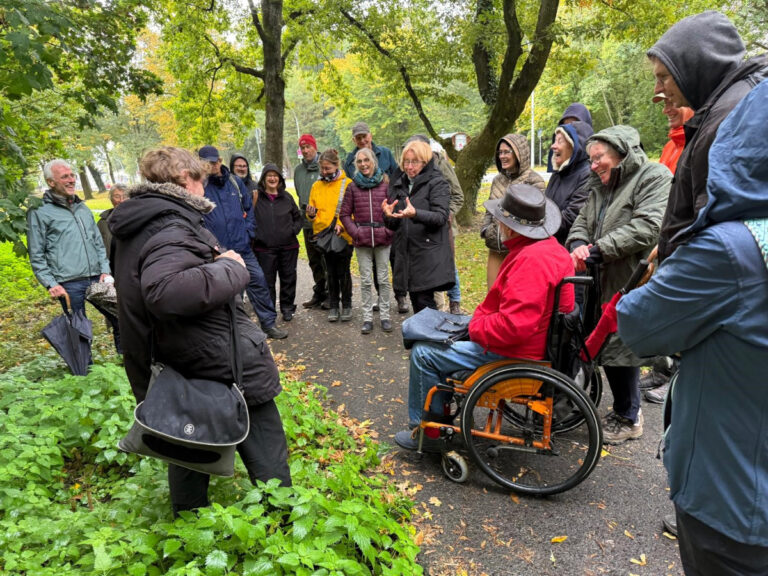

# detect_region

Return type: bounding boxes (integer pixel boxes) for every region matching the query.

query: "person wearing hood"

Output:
[108,146,291,516]
[383,140,455,314]
[198,145,287,340]
[481,133,546,289]
[640,95,695,406]
[566,125,671,445]
[545,120,593,245]
[617,79,768,575]
[558,102,593,127]
[252,164,302,322]
[294,134,329,310]
[230,153,257,193]
[647,10,768,262]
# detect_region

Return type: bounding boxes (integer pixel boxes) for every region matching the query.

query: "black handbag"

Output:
[315,217,350,254]
[401,307,472,350]
[314,177,350,254]
[118,300,249,476]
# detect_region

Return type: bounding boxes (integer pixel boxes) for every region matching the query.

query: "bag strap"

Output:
[333,177,348,218]
[229,173,249,217]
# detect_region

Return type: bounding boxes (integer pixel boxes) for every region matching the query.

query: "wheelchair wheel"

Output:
[460,364,602,496]
[442,451,469,483]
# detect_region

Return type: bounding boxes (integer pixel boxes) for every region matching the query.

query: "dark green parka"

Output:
[567,125,671,366]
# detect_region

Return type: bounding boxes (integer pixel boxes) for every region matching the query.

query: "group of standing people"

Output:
[296,123,465,335]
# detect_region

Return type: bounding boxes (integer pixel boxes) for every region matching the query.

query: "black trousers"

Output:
[676,505,768,576]
[168,399,292,516]
[388,248,407,299]
[255,248,299,314]
[409,290,437,314]
[602,365,641,423]
[323,245,353,308]
[303,227,327,299]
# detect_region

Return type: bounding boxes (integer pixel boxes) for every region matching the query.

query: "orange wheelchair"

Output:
[410,276,603,496]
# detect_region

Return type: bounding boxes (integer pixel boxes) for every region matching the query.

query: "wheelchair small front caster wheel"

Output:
[442,451,469,483]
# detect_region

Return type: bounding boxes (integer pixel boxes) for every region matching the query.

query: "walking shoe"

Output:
[264,326,288,339]
[396,296,409,314]
[602,411,643,445]
[302,295,325,309]
[644,382,669,404]
[639,368,670,390]
[381,319,392,332]
[340,307,352,322]
[361,321,373,334]
[449,301,462,315]
[394,429,444,453]
[662,513,678,537]
[321,299,331,310]
[282,311,294,322]
[328,308,340,322]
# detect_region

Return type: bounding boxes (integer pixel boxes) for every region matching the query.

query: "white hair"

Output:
[43,159,72,181]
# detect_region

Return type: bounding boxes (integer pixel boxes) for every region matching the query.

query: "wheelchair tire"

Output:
[442,451,469,483]
[459,364,602,496]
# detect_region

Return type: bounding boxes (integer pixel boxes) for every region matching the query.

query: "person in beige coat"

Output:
[480,133,546,288]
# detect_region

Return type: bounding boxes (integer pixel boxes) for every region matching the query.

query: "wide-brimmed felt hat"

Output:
[483,183,561,240]
[652,92,668,103]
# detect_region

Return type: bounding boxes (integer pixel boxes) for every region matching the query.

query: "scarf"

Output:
[320,169,341,183]
[352,168,384,189]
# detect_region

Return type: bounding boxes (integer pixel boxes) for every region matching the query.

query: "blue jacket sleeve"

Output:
[238,179,256,239]
[616,228,740,357]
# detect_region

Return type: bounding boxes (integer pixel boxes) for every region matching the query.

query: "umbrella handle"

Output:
[620,259,650,294]
[638,246,658,287]
[58,292,72,315]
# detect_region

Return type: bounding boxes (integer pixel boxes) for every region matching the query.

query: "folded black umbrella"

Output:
[42,297,92,376]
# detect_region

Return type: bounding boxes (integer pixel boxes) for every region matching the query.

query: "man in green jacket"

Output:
[294,134,328,309]
[27,160,117,349]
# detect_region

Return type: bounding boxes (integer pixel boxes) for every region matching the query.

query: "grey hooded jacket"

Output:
[647,10,768,261]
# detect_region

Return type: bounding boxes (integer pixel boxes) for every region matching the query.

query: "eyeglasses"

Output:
[589,153,605,165]
[355,158,371,165]
[402,159,425,167]
[498,149,514,157]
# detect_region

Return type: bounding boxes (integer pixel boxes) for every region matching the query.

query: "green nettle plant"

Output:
[0,243,421,575]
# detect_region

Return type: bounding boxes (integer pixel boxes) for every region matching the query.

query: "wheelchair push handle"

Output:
[620,259,650,295]
[560,276,594,287]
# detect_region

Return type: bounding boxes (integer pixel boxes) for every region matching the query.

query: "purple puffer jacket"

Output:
[339,180,394,248]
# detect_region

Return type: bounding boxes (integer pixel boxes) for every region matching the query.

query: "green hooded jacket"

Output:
[567,125,671,365]
[293,153,320,229]
[27,190,111,289]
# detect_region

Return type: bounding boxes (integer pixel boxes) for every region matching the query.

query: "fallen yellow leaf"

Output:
[663,531,678,540]
[509,493,519,504]
[630,553,647,566]
[331,380,342,387]
[429,496,442,507]
[550,551,556,564]
[413,531,425,546]
[624,529,634,539]
[551,535,568,543]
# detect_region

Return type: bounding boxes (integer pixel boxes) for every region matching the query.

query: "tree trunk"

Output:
[261,0,285,167]
[103,147,116,184]
[78,167,94,200]
[454,126,500,226]
[87,162,107,192]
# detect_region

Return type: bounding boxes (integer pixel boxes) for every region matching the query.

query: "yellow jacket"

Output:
[308,171,353,244]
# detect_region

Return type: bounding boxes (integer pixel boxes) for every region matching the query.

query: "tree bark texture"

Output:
[260,0,285,167]
[87,162,107,193]
[78,167,93,199]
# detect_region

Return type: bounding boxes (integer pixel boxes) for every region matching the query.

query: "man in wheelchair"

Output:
[396,183,576,451]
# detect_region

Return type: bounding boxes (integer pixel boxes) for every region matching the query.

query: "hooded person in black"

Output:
[252,163,302,321]
[545,120,594,245]
[557,102,593,127]
[647,10,768,261]
[229,153,257,193]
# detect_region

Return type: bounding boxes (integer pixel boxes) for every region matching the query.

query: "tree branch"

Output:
[340,9,448,148]
[282,37,299,67]
[508,0,559,99]
[246,0,266,40]
[472,0,498,106]
[202,32,264,79]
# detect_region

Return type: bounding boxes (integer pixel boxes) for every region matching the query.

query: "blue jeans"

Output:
[59,276,121,353]
[446,268,461,303]
[240,249,277,330]
[408,340,508,427]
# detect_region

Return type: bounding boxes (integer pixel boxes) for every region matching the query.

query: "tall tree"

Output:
[155,0,308,164]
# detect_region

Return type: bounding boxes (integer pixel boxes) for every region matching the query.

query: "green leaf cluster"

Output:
[0,354,421,575]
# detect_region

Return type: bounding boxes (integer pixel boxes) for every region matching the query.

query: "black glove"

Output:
[584,244,603,265]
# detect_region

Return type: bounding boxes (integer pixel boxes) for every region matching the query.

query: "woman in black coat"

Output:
[252,163,302,321]
[383,140,455,313]
[109,147,291,516]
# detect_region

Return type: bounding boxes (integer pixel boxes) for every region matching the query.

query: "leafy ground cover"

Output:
[0,241,422,575]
